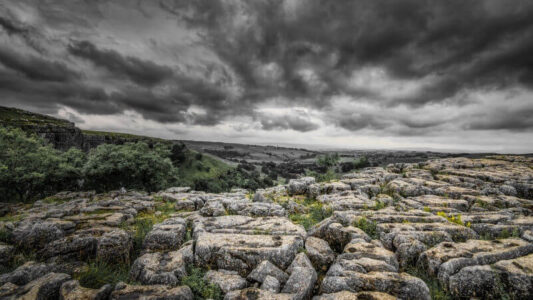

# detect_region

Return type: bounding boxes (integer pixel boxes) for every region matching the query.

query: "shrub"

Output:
[289,202,332,230]
[0,127,84,202]
[181,267,222,300]
[353,217,379,239]
[83,142,177,192]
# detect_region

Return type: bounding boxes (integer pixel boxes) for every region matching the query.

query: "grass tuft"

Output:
[75,260,131,289]
[353,217,379,239]
[289,201,332,230]
[181,267,223,300]
[405,266,452,300]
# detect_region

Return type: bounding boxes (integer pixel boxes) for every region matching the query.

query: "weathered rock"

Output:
[60,280,112,300]
[40,233,98,260]
[447,254,533,299]
[288,177,316,195]
[0,272,71,300]
[253,192,271,203]
[12,219,75,249]
[0,261,74,286]
[314,291,397,300]
[286,253,314,274]
[130,244,193,285]
[224,287,294,300]
[247,260,289,284]
[260,275,280,293]
[0,244,14,265]
[97,229,132,263]
[281,266,317,300]
[110,283,193,300]
[200,200,226,217]
[305,237,335,271]
[204,269,247,294]
[143,217,187,251]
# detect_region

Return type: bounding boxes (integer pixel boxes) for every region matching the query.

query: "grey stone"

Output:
[204,270,247,294]
[305,237,335,272]
[281,266,317,300]
[247,260,289,284]
[260,275,280,293]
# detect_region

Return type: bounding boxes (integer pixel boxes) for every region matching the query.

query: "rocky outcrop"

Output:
[0,155,532,299]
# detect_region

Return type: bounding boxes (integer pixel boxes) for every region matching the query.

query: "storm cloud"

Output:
[0,0,532,152]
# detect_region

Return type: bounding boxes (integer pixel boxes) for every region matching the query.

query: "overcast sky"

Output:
[1,0,532,153]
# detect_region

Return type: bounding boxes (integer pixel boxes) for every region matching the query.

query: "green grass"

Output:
[0,213,25,222]
[175,150,232,186]
[0,106,71,127]
[353,217,379,239]
[181,267,223,300]
[75,260,131,289]
[0,250,36,275]
[82,130,166,142]
[289,201,333,230]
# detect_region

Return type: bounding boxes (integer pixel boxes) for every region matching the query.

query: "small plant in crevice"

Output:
[289,202,332,230]
[75,260,131,289]
[353,217,379,239]
[436,212,465,226]
[181,266,223,300]
[405,265,452,300]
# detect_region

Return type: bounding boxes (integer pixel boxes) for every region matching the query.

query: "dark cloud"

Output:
[259,114,319,132]
[0,46,79,82]
[466,108,533,131]
[167,0,533,107]
[0,0,532,143]
[68,40,174,86]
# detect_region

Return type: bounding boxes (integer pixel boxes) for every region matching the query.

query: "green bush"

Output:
[289,202,332,230]
[353,217,379,239]
[83,142,177,192]
[181,267,222,300]
[0,127,84,202]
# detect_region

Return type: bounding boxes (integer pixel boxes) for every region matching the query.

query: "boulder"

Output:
[288,177,316,195]
[204,269,247,294]
[0,272,71,300]
[60,280,112,300]
[247,260,289,284]
[260,275,280,293]
[130,244,193,285]
[224,288,294,300]
[143,217,187,251]
[110,283,193,300]
[12,219,75,249]
[0,244,14,265]
[305,237,335,271]
[281,266,317,300]
[96,229,132,263]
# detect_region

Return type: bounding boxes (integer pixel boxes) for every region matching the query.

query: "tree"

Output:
[0,127,83,202]
[170,143,187,164]
[83,142,177,192]
[316,153,340,168]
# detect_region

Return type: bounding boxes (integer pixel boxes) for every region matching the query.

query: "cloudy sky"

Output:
[1,0,533,153]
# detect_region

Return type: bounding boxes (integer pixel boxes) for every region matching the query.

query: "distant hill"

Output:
[0,106,167,151]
